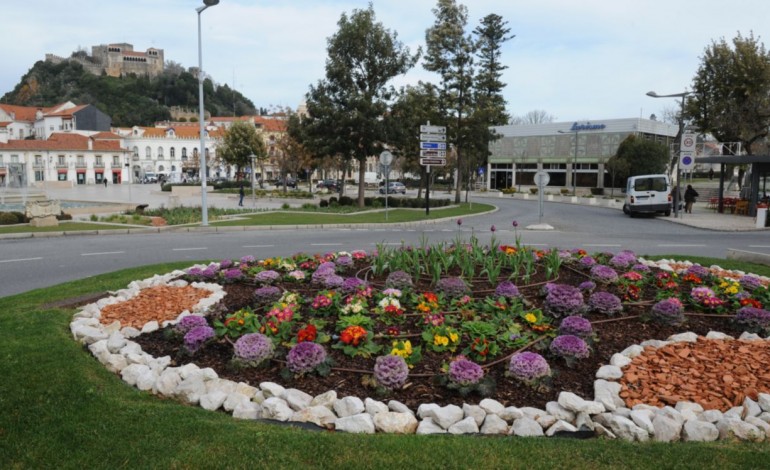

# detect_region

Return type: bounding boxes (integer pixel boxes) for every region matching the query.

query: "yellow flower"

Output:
[448,332,459,343]
[524,313,537,323]
[434,335,449,346]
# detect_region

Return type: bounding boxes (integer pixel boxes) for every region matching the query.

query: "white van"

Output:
[623,174,672,217]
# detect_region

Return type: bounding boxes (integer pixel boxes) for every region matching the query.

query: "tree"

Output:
[473,13,513,127]
[687,32,770,156]
[217,121,267,182]
[615,135,669,177]
[510,109,557,125]
[605,154,630,196]
[301,4,419,207]
[424,0,475,203]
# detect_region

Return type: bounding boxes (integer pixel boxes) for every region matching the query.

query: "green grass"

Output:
[2,257,770,468]
[0,221,142,234]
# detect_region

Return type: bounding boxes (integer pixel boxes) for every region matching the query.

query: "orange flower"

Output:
[340,326,367,346]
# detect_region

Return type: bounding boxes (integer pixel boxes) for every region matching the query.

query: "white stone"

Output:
[417,403,441,419]
[746,416,770,437]
[291,406,337,428]
[425,404,464,429]
[121,363,150,386]
[334,396,365,418]
[545,420,578,437]
[232,401,260,420]
[261,397,294,421]
[177,363,200,379]
[667,332,698,343]
[639,339,670,349]
[619,344,644,358]
[200,391,228,411]
[743,397,762,418]
[260,382,286,399]
[120,342,144,357]
[595,365,623,380]
[72,324,109,344]
[629,409,655,435]
[174,376,207,404]
[606,415,649,442]
[106,332,128,353]
[462,404,486,427]
[335,413,376,434]
[135,369,158,391]
[252,391,266,405]
[740,332,762,340]
[558,392,605,415]
[705,331,734,340]
[373,412,418,434]
[593,423,616,439]
[155,369,182,395]
[284,389,313,411]
[609,353,632,368]
[724,407,744,420]
[480,414,509,435]
[594,379,623,412]
[121,326,142,338]
[479,398,506,416]
[448,416,480,435]
[700,409,724,423]
[88,340,110,362]
[510,417,544,437]
[651,415,682,442]
[416,417,447,435]
[546,401,576,422]
[205,378,236,395]
[656,406,685,426]
[759,412,770,424]
[140,321,159,334]
[716,418,764,442]
[499,406,524,422]
[520,407,548,420]
[387,400,414,415]
[575,412,595,431]
[148,355,171,373]
[682,419,719,442]
[104,354,128,374]
[310,390,337,409]
[365,398,389,416]
[223,393,250,412]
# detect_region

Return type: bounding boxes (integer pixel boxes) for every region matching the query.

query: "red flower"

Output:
[471,338,490,356]
[340,326,367,346]
[297,324,317,343]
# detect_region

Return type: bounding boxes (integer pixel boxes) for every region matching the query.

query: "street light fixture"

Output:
[646,90,693,218]
[197,0,219,226]
[558,129,578,195]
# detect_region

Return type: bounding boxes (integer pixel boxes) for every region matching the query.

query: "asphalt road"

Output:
[2,197,767,298]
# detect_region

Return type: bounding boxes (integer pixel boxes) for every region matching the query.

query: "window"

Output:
[113,156,120,166]
[11,155,19,163]
[145,146,152,159]
[35,155,42,166]
[157,147,164,160]
[35,170,44,182]
[77,156,85,167]
[193,148,199,158]
[96,156,103,166]
[181,148,187,158]
[132,146,139,158]
[58,155,65,166]
[170,147,176,159]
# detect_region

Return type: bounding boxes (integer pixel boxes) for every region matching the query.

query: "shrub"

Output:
[0,212,19,225]
[508,352,551,384]
[435,277,469,298]
[544,283,585,318]
[319,199,329,208]
[286,341,327,375]
[373,354,409,389]
[549,335,590,365]
[650,298,685,325]
[328,196,338,205]
[56,212,73,221]
[233,333,274,366]
[529,187,538,194]
[734,306,770,334]
[560,188,570,195]
[559,315,593,338]
[339,195,354,206]
[588,291,623,316]
[590,187,604,196]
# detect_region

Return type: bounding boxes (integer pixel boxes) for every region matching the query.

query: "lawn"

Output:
[2,257,770,469]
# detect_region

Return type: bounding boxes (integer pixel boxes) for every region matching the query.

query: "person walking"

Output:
[684,184,699,214]
[103,179,108,188]
[238,185,245,206]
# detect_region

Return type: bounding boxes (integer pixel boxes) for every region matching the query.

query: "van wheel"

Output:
[665,210,671,216]
[622,204,630,215]
[629,210,636,218]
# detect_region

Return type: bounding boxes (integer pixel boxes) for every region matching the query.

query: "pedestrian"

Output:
[238,185,245,206]
[103,179,108,188]
[684,184,699,214]
[708,168,714,180]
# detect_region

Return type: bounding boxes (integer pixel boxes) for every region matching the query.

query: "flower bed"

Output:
[70,238,770,441]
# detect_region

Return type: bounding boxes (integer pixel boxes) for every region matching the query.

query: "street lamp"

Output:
[197,0,219,226]
[646,90,693,218]
[248,154,256,209]
[558,129,579,195]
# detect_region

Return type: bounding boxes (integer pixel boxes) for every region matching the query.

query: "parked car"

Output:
[316,179,341,191]
[142,172,158,184]
[379,181,406,194]
[275,178,297,188]
[622,174,672,217]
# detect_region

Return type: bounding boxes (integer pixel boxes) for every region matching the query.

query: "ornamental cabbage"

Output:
[373,355,409,389]
[286,341,327,374]
[508,352,551,383]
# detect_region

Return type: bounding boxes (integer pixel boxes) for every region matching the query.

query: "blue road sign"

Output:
[420,142,447,150]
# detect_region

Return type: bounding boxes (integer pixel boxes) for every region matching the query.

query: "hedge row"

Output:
[319,196,451,209]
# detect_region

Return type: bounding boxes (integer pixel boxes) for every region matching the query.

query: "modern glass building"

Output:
[487,118,678,191]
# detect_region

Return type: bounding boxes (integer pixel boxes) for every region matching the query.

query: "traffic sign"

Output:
[379,150,393,166]
[420,157,446,166]
[680,152,695,170]
[681,133,696,152]
[420,133,446,142]
[420,125,446,134]
[534,170,550,187]
[420,141,447,150]
[420,149,447,157]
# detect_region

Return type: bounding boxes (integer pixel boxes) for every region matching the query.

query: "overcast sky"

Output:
[5,0,770,123]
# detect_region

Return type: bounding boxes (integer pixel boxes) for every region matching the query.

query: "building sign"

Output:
[570,122,606,131]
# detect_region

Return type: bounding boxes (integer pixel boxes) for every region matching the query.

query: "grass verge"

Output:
[2,257,770,468]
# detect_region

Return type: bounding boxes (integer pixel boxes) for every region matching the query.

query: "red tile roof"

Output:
[0,133,128,152]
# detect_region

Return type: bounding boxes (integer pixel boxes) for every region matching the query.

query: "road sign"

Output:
[681,133,696,152]
[420,141,447,150]
[420,125,446,134]
[420,157,447,166]
[420,133,446,142]
[379,150,393,166]
[680,152,695,170]
[534,170,550,187]
[420,149,447,157]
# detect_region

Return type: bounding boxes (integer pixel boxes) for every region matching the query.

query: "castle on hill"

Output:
[45,43,164,79]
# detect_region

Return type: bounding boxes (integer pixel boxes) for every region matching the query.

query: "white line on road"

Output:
[311,243,343,246]
[0,257,43,263]
[657,244,707,247]
[749,245,770,248]
[81,251,126,256]
[243,245,274,248]
[584,244,622,247]
[172,247,208,251]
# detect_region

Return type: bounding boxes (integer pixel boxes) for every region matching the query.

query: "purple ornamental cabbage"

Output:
[254,270,280,285]
[735,306,770,334]
[578,281,596,292]
[448,358,484,386]
[508,352,551,383]
[185,266,204,279]
[588,291,623,316]
[175,315,209,335]
[254,286,282,305]
[240,255,257,265]
[590,265,619,283]
[609,250,637,268]
[219,259,234,269]
[559,315,593,338]
[223,268,244,282]
[435,277,470,298]
[286,342,327,374]
[317,262,337,274]
[650,298,685,325]
[579,256,597,268]
[739,275,763,292]
[373,355,409,389]
[386,270,414,290]
[184,325,216,353]
[340,277,367,294]
[685,264,710,279]
[335,255,354,268]
[495,281,520,299]
[631,263,651,272]
[233,333,274,365]
[550,335,590,361]
[544,283,585,318]
[200,266,219,280]
[322,274,344,289]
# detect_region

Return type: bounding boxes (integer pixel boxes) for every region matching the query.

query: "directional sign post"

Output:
[420,123,447,215]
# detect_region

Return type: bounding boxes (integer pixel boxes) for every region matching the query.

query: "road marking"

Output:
[657,244,707,247]
[0,257,43,263]
[749,245,770,248]
[584,244,622,247]
[172,247,208,251]
[311,243,342,246]
[372,242,403,246]
[81,251,125,256]
[243,245,274,248]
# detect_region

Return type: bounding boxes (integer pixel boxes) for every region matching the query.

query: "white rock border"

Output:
[69,260,770,440]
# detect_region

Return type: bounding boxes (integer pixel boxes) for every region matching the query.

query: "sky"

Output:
[5,0,770,124]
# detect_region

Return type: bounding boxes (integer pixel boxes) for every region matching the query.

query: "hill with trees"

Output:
[1,59,258,127]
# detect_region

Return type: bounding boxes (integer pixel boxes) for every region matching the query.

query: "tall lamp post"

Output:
[558,129,579,195]
[248,154,256,209]
[646,90,693,218]
[197,0,219,226]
